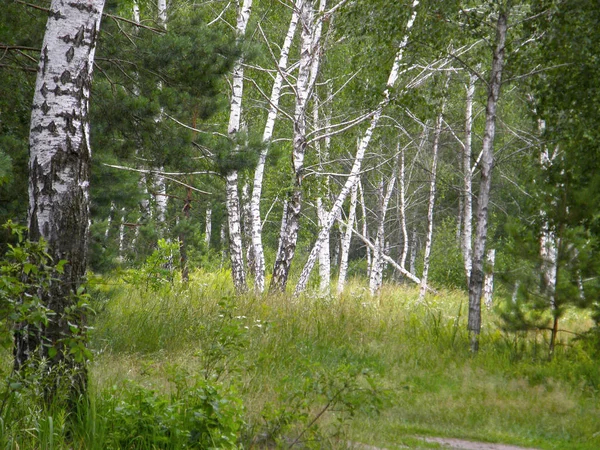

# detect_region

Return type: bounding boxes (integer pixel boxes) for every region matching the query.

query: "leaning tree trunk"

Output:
[293,0,420,295]
[225,0,253,294]
[18,0,106,395]
[270,0,320,293]
[249,0,301,293]
[468,11,508,352]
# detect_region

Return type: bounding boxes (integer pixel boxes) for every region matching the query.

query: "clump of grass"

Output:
[0,270,598,449]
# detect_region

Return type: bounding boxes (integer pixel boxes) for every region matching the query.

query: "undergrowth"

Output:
[0,270,598,449]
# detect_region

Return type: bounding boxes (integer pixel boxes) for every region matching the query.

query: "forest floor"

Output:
[353,437,542,449]
[88,274,599,450]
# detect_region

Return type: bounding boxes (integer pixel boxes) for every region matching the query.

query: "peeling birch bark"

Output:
[19,0,106,387]
[468,11,508,352]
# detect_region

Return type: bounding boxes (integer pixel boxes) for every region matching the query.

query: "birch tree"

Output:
[16,0,106,393]
[249,0,301,292]
[468,9,508,352]
[462,72,477,282]
[418,80,449,303]
[270,0,323,292]
[337,181,358,294]
[225,0,253,293]
[294,0,421,296]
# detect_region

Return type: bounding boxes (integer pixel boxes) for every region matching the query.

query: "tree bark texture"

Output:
[462,72,476,283]
[369,175,396,295]
[250,0,301,292]
[270,0,318,293]
[337,182,358,294]
[225,0,253,294]
[467,11,508,352]
[18,0,106,386]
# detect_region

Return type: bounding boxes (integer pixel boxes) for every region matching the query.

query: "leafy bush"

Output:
[102,373,244,449]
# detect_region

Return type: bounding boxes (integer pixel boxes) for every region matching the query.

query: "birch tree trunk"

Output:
[205,208,212,245]
[483,248,496,308]
[337,181,358,294]
[418,84,448,303]
[294,0,421,295]
[17,0,105,393]
[369,175,396,295]
[462,72,477,283]
[359,179,371,275]
[468,11,508,352]
[250,0,301,292]
[225,0,253,294]
[270,0,319,292]
[399,146,409,271]
[409,228,418,275]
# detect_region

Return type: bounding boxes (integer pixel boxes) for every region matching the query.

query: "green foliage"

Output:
[254,365,387,449]
[101,374,243,449]
[123,239,179,292]
[426,218,466,290]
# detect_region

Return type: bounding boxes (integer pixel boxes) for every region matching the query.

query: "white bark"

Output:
[225,0,253,293]
[205,208,212,245]
[399,146,409,270]
[369,175,396,295]
[22,0,105,372]
[337,218,424,286]
[337,181,358,294]
[468,11,508,352]
[483,248,496,308]
[293,0,420,295]
[317,197,331,293]
[359,179,371,275]
[105,201,115,242]
[418,82,449,303]
[409,228,417,275]
[462,72,476,282]
[539,123,558,307]
[157,0,167,26]
[249,0,301,292]
[270,0,321,292]
[118,207,126,261]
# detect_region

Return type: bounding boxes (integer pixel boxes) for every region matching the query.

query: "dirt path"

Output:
[418,436,540,450]
[351,437,541,450]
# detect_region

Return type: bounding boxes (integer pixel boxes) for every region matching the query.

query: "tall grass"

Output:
[0,270,598,449]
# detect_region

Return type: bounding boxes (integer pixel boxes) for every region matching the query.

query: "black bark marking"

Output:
[73,26,85,47]
[41,101,50,115]
[49,9,67,20]
[60,70,72,85]
[68,2,94,13]
[48,121,58,135]
[41,46,49,76]
[40,82,48,97]
[53,85,72,96]
[66,46,75,62]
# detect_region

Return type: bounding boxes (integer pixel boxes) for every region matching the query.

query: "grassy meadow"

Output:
[0,269,598,449]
